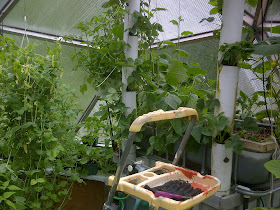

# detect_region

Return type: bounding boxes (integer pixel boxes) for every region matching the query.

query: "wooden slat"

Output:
[241,138,276,153]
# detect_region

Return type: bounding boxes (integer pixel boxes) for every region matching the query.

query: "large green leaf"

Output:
[181,31,193,37]
[191,127,202,143]
[8,185,22,191]
[186,66,207,76]
[264,160,280,178]
[243,117,259,132]
[112,24,124,39]
[3,192,15,199]
[164,94,182,109]
[22,122,36,129]
[171,119,183,136]
[247,0,258,7]
[5,200,16,209]
[215,116,228,131]
[165,60,187,86]
[271,25,280,34]
[166,131,180,144]
[30,179,37,185]
[253,44,280,56]
[173,49,190,58]
[255,109,277,120]
[187,94,198,108]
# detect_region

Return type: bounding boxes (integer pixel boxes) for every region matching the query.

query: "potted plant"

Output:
[206,112,243,196]
[232,32,280,185]
[233,113,275,184]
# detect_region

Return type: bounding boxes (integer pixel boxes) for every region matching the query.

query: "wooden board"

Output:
[241,138,276,153]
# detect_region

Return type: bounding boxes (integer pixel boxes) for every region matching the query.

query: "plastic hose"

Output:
[114,194,130,210]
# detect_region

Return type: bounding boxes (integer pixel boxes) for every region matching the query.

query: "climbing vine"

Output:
[0,37,82,209]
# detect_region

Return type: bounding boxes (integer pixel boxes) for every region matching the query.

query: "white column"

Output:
[122,0,140,162]
[122,0,140,116]
[212,0,245,196]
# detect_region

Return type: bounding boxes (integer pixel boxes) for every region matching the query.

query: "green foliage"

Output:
[236,91,260,119]
[199,17,214,24]
[72,3,127,91]
[248,208,280,210]
[72,0,246,159]
[271,25,280,34]
[219,41,254,66]
[208,0,223,15]
[207,0,257,16]
[246,38,280,141]
[264,160,280,178]
[0,36,81,209]
[246,0,258,7]
[253,37,280,56]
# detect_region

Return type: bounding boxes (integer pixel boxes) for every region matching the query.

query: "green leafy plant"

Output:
[240,33,280,142]
[0,36,82,209]
[0,165,24,209]
[219,41,253,66]
[236,91,261,119]
[72,0,222,160]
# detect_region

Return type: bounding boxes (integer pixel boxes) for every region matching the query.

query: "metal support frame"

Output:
[75,95,100,132]
[77,95,100,124]
[2,25,86,47]
[103,132,136,210]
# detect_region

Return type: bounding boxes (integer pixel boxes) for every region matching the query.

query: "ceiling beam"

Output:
[2,25,87,47]
[3,24,216,49]
[151,31,214,48]
[0,0,20,22]
[257,22,280,30]
[243,13,254,26]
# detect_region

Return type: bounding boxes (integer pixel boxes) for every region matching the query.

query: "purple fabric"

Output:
[155,191,182,199]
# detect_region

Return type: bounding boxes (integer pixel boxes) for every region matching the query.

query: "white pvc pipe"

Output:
[212,0,245,197]
[212,143,233,196]
[219,0,245,46]
[122,0,140,162]
[122,0,140,93]
[216,65,240,125]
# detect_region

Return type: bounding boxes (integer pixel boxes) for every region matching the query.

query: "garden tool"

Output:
[103,107,221,210]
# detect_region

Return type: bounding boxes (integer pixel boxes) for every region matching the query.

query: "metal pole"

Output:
[103,132,136,210]
[173,117,196,165]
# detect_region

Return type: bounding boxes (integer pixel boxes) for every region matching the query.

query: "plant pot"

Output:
[235,149,273,185]
[84,162,98,175]
[211,142,233,196]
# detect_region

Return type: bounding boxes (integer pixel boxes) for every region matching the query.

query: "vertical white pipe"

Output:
[219,0,245,46]
[122,0,140,162]
[122,0,140,95]
[212,0,245,196]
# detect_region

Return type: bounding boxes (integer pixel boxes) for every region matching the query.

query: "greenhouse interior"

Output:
[0,0,280,209]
